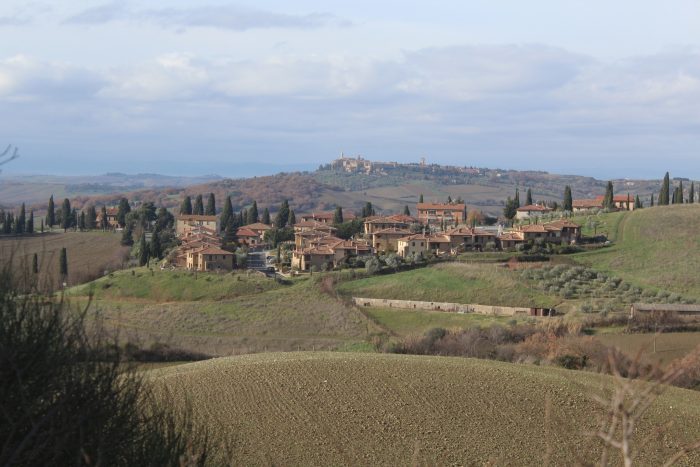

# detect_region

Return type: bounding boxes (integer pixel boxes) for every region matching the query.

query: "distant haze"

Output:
[1,1,699,179]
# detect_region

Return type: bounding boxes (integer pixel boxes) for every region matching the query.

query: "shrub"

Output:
[0,265,210,466]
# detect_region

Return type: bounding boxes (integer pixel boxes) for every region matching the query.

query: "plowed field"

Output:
[150,352,700,466]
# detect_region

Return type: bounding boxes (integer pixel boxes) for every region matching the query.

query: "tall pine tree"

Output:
[17,203,26,235]
[650,193,655,207]
[205,193,216,215]
[635,195,643,209]
[180,196,193,215]
[660,172,670,205]
[514,188,521,208]
[220,196,233,232]
[288,209,296,226]
[333,206,344,225]
[59,247,68,279]
[261,207,271,225]
[86,206,97,230]
[248,201,259,224]
[274,200,290,229]
[120,223,134,246]
[26,210,34,234]
[138,233,149,266]
[690,182,695,204]
[100,206,109,230]
[116,198,130,227]
[419,194,424,203]
[603,182,614,210]
[61,199,71,232]
[47,195,56,227]
[525,188,533,206]
[563,186,573,212]
[403,205,411,216]
[193,195,204,215]
[150,228,162,260]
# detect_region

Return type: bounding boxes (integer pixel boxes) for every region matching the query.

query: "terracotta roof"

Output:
[498,232,525,241]
[573,199,603,209]
[595,195,634,203]
[428,235,451,243]
[177,214,218,221]
[297,229,331,237]
[365,216,410,225]
[416,203,466,211]
[301,211,356,221]
[520,224,548,233]
[546,220,580,229]
[398,234,429,242]
[516,204,552,212]
[244,222,272,230]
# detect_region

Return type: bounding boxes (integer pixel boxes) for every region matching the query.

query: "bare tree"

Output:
[0,144,20,171]
[590,347,700,466]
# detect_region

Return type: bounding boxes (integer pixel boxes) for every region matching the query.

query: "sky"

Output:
[1,1,699,179]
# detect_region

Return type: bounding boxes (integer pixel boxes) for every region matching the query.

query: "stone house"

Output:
[186,246,235,271]
[515,204,552,220]
[416,203,466,226]
[371,228,412,253]
[397,234,429,258]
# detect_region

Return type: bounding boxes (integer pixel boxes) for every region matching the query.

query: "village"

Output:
[165,194,623,274]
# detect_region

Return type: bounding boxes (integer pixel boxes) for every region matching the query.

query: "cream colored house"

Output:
[176,215,219,236]
[515,204,552,220]
[397,234,429,258]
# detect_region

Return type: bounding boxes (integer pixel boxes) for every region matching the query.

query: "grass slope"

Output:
[72,270,379,355]
[336,262,558,308]
[0,231,127,287]
[573,205,700,299]
[150,352,700,466]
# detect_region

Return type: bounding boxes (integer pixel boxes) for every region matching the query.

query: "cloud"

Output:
[0,16,29,26]
[63,2,345,31]
[1,45,700,177]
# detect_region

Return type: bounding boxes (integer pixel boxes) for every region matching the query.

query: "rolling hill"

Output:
[572,204,700,300]
[149,352,700,466]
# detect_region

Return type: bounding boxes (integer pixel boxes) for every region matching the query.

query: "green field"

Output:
[149,352,700,466]
[572,205,700,299]
[336,262,559,308]
[71,270,379,356]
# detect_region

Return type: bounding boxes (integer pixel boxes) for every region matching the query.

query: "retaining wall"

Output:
[352,297,534,317]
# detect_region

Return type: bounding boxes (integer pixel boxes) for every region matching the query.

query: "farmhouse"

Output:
[518,220,581,245]
[371,228,413,253]
[572,199,603,212]
[174,226,222,268]
[235,227,263,247]
[96,207,120,229]
[397,234,429,258]
[515,204,552,220]
[245,222,272,237]
[416,203,466,226]
[498,231,525,250]
[444,226,497,250]
[594,195,635,211]
[291,235,372,271]
[186,246,235,271]
[176,214,219,236]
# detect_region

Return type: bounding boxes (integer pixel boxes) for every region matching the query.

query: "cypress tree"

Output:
[650,193,655,207]
[220,196,233,232]
[71,208,78,230]
[205,193,216,215]
[635,195,643,209]
[526,188,533,206]
[514,188,521,208]
[563,186,573,212]
[193,195,204,216]
[660,172,670,205]
[223,216,237,250]
[26,210,34,234]
[288,209,296,226]
[248,201,259,224]
[17,203,26,235]
[78,212,86,231]
[274,200,290,229]
[40,218,44,233]
[116,198,130,227]
[180,196,193,215]
[603,182,614,209]
[100,206,108,230]
[690,182,695,204]
[120,223,134,246]
[47,195,56,227]
[150,228,162,260]
[138,233,149,267]
[403,205,411,216]
[333,206,344,225]
[362,202,374,218]
[59,247,68,278]
[677,180,684,204]
[261,208,270,225]
[419,194,424,203]
[86,206,97,230]
[32,253,38,274]
[61,199,71,232]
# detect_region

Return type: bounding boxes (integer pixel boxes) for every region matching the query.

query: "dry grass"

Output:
[598,333,700,365]
[148,352,700,466]
[0,232,128,288]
